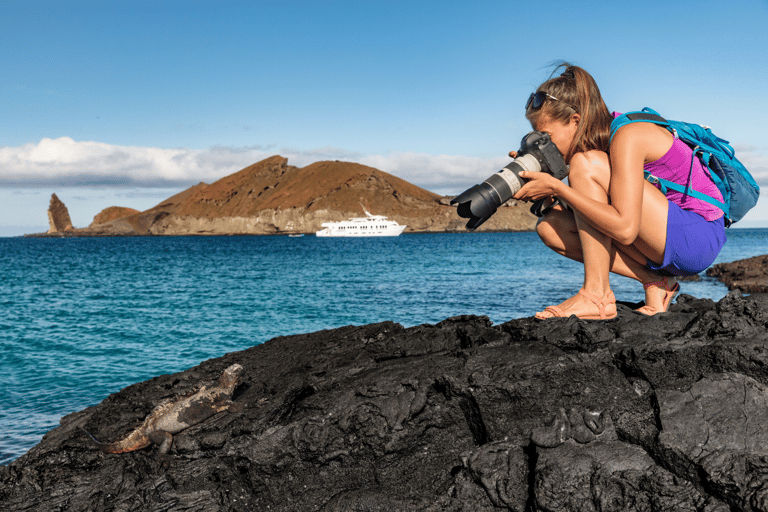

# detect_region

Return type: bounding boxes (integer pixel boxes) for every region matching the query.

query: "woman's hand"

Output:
[508,149,562,202]
[512,170,563,202]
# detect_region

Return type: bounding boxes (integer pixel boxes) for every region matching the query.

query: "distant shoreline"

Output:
[21,228,538,238]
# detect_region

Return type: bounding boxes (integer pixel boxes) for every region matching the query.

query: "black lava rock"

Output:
[3,292,768,511]
[708,255,768,293]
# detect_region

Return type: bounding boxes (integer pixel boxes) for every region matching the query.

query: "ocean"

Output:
[2,229,767,465]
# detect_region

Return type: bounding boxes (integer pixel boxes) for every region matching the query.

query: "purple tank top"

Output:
[613,112,724,221]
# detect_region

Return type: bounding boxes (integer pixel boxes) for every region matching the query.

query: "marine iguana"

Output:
[85,363,245,456]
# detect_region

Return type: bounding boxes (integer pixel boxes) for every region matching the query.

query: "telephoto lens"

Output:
[451,156,542,230]
[450,131,568,229]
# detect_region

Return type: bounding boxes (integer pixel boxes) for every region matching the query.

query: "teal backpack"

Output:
[610,108,760,226]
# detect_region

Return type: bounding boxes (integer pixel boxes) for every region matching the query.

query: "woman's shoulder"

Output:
[612,120,671,143]
[610,121,674,161]
[570,149,609,171]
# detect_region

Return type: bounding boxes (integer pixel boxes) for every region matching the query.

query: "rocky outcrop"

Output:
[3,291,768,511]
[46,193,73,233]
[89,206,140,227]
[707,254,768,293]
[33,156,537,236]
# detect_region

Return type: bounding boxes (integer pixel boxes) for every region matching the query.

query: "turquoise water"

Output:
[2,229,767,465]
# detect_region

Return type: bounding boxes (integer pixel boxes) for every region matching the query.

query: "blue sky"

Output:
[1,0,767,236]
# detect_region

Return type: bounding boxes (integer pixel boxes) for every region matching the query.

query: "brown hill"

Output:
[59,156,537,236]
[173,156,440,216]
[89,206,140,227]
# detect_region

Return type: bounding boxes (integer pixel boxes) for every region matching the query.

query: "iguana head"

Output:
[219,364,244,391]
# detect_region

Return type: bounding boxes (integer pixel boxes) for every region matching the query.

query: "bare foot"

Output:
[536,289,617,320]
[636,277,679,315]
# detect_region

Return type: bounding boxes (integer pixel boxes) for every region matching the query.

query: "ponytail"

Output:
[525,62,613,162]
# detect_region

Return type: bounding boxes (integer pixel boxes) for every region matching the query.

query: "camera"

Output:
[450,131,569,229]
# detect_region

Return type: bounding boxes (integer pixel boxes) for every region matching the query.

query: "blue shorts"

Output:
[646,202,726,276]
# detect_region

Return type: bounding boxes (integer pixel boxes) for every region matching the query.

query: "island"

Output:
[35,155,538,237]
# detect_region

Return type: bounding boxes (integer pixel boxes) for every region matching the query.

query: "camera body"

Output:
[450,131,569,229]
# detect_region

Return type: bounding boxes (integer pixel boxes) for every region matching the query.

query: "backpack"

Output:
[610,107,760,226]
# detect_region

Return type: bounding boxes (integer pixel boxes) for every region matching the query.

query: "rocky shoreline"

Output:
[707,254,768,293]
[1,256,767,511]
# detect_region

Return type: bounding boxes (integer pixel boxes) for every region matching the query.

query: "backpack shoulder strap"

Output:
[610,108,669,143]
[649,176,727,211]
[611,108,729,213]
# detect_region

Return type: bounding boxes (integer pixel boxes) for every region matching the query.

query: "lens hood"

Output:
[450,183,499,229]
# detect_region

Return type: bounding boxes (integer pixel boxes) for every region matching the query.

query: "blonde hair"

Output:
[525,62,613,162]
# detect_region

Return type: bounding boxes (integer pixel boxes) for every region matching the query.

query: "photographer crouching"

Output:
[452,62,727,319]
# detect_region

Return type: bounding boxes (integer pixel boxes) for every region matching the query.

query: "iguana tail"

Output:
[81,427,151,454]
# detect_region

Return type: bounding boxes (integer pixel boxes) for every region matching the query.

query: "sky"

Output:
[1,0,767,236]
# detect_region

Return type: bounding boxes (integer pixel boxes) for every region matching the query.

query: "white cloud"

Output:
[1,137,765,198]
[360,152,509,195]
[734,145,768,188]
[0,138,274,187]
[0,137,507,195]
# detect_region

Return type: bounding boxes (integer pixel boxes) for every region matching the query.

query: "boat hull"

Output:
[316,225,406,237]
[315,209,406,237]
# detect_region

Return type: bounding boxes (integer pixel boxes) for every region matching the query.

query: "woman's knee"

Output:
[536,216,552,242]
[536,208,573,250]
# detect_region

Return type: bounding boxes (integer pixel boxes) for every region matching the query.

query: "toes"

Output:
[536,306,563,319]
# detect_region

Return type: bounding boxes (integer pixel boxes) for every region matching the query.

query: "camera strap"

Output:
[530,197,562,217]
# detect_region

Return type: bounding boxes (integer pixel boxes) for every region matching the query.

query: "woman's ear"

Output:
[572,113,581,126]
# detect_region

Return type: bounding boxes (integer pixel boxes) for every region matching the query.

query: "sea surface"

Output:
[2,229,767,465]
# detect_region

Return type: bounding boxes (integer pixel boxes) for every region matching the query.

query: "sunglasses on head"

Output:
[526,91,576,112]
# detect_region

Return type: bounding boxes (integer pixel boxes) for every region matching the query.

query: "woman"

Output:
[512,63,726,319]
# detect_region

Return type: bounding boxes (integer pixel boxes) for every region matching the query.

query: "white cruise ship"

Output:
[315,208,406,237]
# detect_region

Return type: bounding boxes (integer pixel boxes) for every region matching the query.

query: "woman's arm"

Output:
[512,123,672,245]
